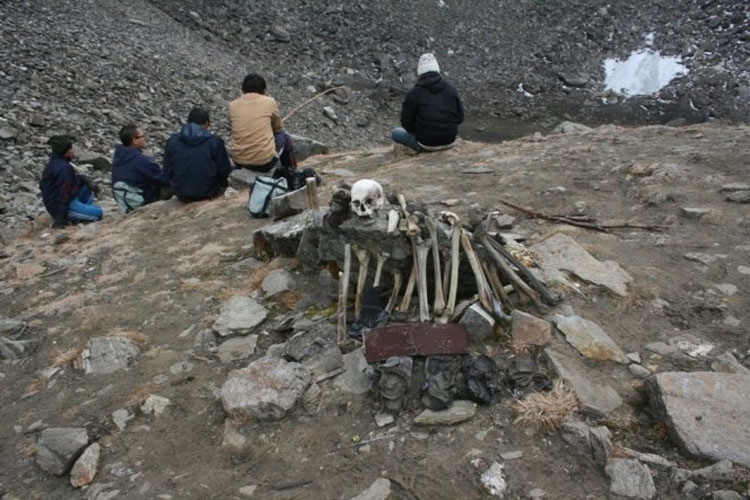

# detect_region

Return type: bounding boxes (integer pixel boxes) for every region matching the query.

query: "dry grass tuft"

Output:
[52,345,85,368]
[126,383,156,406]
[277,290,302,310]
[245,259,284,292]
[510,339,541,356]
[108,330,149,344]
[512,380,578,431]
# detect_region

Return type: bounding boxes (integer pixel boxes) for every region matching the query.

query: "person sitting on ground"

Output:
[39,135,103,228]
[391,53,464,153]
[228,73,297,172]
[163,107,231,203]
[111,124,172,214]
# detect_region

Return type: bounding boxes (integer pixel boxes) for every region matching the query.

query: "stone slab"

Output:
[545,349,623,417]
[531,233,632,296]
[552,314,628,364]
[648,371,750,467]
[212,295,268,337]
[414,400,477,426]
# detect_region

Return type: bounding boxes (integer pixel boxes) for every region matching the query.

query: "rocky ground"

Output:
[2,0,750,498]
[1,122,750,499]
[1,0,749,236]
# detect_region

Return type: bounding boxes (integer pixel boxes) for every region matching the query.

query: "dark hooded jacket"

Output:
[39,154,81,220]
[111,145,169,204]
[163,123,231,201]
[400,72,464,147]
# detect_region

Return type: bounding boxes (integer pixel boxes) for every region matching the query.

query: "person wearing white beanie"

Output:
[392,53,464,152]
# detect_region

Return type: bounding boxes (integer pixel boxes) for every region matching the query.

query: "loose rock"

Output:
[70,442,101,488]
[36,427,89,476]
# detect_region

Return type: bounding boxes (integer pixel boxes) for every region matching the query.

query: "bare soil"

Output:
[1,122,749,499]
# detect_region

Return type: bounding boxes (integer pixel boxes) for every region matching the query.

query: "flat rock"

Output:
[480,462,507,498]
[212,295,267,337]
[216,335,258,363]
[221,357,311,421]
[283,335,343,379]
[605,459,656,499]
[684,252,727,266]
[552,315,628,364]
[261,269,296,297]
[228,168,260,189]
[36,427,89,476]
[720,183,750,192]
[334,348,372,394]
[460,303,495,341]
[680,207,711,219]
[414,400,477,426]
[141,394,170,416]
[350,478,391,500]
[629,364,651,378]
[560,419,613,464]
[238,485,258,497]
[545,349,623,417]
[76,336,139,375]
[510,310,550,350]
[726,191,750,203]
[111,409,133,431]
[70,442,101,488]
[531,233,632,296]
[648,371,750,467]
[253,212,309,259]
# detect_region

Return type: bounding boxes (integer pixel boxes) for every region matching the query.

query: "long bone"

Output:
[396,194,422,315]
[415,237,431,321]
[373,251,389,286]
[439,211,461,317]
[424,216,446,315]
[387,209,400,234]
[482,260,511,309]
[337,243,352,344]
[459,229,494,315]
[398,263,417,313]
[353,246,370,317]
[478,233,544,313]
[385,269,403,314]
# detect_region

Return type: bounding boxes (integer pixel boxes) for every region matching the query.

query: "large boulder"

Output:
[36,427,89,476]
[75,336,139,375]
[648,371,750,467]
[212,296,267,337]
[220,357,311,420]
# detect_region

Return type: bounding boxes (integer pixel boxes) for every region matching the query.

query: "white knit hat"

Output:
[417,53,440,76]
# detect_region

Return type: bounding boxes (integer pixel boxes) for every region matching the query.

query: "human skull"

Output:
[350,179,384,222]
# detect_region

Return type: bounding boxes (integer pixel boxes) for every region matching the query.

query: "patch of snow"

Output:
[604,49,688,98]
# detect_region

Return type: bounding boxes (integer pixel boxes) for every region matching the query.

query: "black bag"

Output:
[273,166,321,191]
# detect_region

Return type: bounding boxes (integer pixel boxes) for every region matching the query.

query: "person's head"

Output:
[48,135,74,158]
[242,73,266,94]
[187,107,210,129]
[120,124,145,150]
[417,53,440,76]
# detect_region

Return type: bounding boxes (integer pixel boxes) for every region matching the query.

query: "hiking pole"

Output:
[282,86,346,123]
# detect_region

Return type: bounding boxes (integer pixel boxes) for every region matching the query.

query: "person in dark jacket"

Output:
[111,124,171,214]
[163,107,231,202]
[39,135,103,228]
[391,53,464,152]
